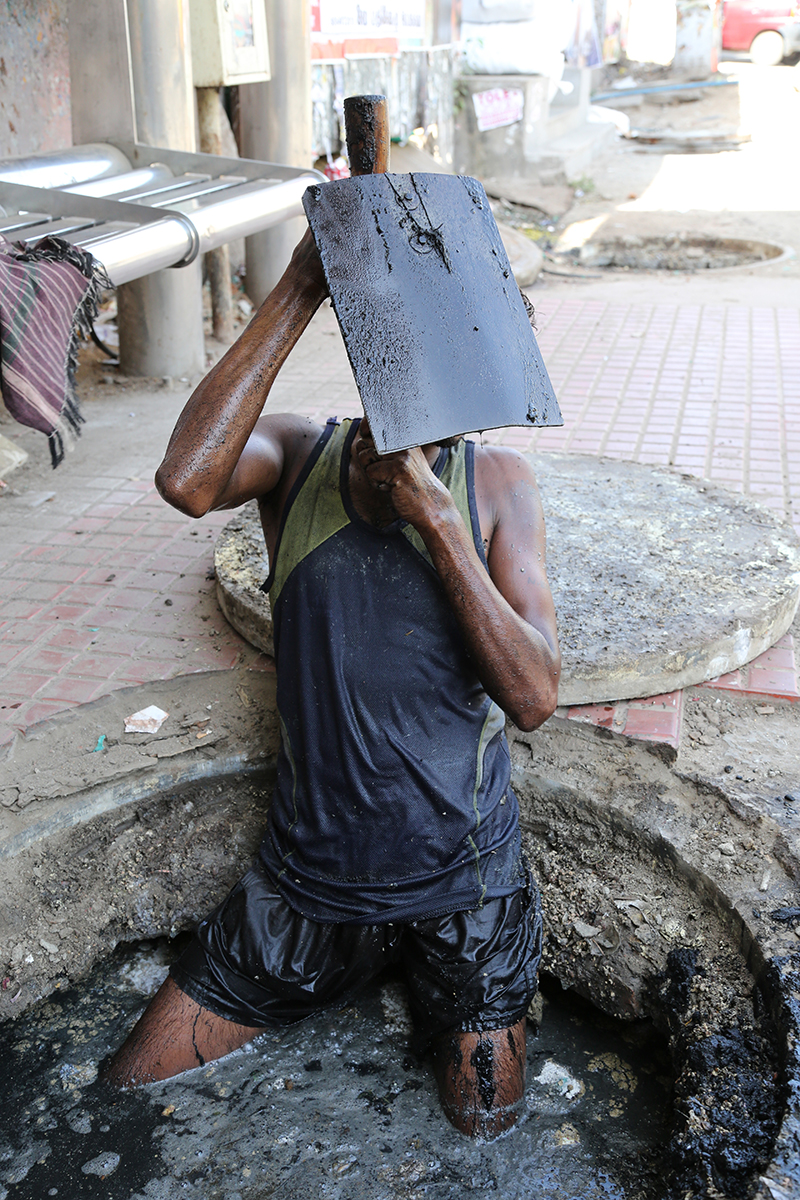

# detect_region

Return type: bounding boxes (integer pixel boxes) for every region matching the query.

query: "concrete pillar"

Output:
[626,0,677,65]
[238,0,312,305]
[68,0,205,378]
[68,0,137,146]
[117,0,205,377]
[674,0,722,78]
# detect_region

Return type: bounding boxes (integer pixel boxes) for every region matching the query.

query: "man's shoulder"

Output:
[260,413,334,477]
[471,441,538,494]
[246,415,329,519]
[255,412,326,451]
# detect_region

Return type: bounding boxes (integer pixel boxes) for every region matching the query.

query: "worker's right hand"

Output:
[353,418,453,532]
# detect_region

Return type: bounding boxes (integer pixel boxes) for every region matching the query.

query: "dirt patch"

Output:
[0,767,274,1022]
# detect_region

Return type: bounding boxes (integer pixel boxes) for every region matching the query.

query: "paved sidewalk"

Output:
[501,297,800,527]
[1,280,799,750]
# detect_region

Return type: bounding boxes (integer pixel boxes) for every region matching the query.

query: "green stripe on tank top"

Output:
[270,421,476,605]
[268,421,352,609]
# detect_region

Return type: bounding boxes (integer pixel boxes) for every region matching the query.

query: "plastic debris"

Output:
[534,1060,584,1100]
[124,705,169,734]
[91,735,106,753]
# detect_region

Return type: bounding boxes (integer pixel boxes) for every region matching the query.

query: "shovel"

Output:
[303,94,562,454]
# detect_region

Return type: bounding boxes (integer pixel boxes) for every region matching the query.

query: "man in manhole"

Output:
[101,230,561,1139]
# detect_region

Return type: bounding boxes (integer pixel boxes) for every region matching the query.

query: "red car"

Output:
[722,1,800,64]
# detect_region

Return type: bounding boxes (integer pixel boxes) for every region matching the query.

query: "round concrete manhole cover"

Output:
[566,233,787,272]
[214,454,800,706]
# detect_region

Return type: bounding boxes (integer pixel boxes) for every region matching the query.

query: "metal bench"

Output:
[0,141,323,286]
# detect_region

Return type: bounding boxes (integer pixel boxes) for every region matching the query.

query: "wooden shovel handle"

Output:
[343,94,390,175]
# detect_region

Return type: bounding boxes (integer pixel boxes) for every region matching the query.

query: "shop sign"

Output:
[312,1,426,38]
[472,88,525,132]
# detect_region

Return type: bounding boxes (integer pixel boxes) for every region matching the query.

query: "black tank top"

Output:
[259,418,522,924]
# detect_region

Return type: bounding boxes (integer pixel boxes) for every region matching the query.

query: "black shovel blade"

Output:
[303,172,563,454]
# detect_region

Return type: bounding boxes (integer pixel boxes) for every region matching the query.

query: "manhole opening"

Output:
[562,234,785,272]
[0,767,790,1198]
[0,935,675,1199]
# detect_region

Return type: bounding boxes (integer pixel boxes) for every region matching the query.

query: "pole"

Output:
[197,87,234,344]
[431,0,457,44]
[117,0,205,378]
[67,0,137,147]
[238,0,312,306]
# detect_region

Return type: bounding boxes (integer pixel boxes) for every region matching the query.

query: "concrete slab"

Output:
[536,453,800,703]
[482,176,575,218]
[213,452,800,706]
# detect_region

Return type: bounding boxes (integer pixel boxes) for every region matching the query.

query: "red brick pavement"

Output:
[1,295,798,750]
[556,633,798,751]
[0,483,272,745]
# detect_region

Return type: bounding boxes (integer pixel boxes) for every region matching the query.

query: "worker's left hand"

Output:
[353,419,452,528]
[287,228,328,298]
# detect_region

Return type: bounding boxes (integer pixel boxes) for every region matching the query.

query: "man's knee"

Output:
[100,975,264,1089]
[432,1018,527,1139]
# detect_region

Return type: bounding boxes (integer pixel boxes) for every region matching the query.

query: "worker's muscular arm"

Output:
[354,427,560,732]
[155,231,328,518]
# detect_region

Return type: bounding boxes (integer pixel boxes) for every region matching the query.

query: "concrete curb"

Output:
[0,669,278,850]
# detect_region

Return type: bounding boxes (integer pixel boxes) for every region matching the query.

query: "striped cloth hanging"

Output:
[0,235,110,467]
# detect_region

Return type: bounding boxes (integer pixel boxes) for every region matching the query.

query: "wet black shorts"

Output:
[170,857,543,1052]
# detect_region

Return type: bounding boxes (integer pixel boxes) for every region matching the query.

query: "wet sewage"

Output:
[0,938,673,1200]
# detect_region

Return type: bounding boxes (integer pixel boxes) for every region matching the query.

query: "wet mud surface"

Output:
[0,940,673,1200]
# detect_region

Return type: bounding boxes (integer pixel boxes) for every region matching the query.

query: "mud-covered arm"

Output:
[155,231,328,518]
[354,432,560,731]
